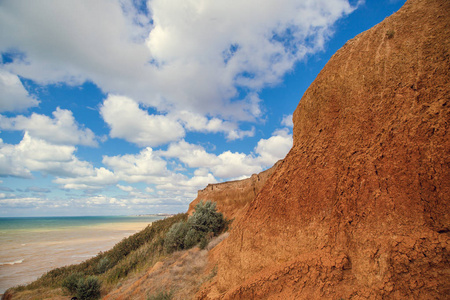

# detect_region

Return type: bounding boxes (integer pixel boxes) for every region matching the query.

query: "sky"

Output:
[0,0,405,217]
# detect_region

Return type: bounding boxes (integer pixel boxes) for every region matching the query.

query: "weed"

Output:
[76,276,101,300]
[62,272,84,294]
[148,290,173,300]
[386,29,395,39]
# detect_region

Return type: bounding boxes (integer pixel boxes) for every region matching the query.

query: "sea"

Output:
[0,215,165,294]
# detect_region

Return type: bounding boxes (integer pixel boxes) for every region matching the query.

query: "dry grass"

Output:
[105,232,229,300]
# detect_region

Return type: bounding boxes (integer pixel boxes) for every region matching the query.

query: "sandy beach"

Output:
[0,216,164,294]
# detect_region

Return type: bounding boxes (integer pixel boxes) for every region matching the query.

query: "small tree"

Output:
[184,227,203,249]
[164,201,226,253]
[62,272,84,294]
[188,201,225,235]
[164,221,189,253]
[76,276,101,300]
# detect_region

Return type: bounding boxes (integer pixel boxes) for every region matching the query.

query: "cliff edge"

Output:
[199,0,450,298]
[187,161,281,220]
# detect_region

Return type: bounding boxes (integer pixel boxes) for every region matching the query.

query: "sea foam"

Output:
[0,259,24,266]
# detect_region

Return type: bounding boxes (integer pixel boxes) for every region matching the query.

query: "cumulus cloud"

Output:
[145,0,355,117]
[0,69,39,112]
[103,147,168,181]
[53,167,116,190]
[0,196,49,209]
[281,114,294,127]
[211,151,262,178]
[173,110,255,140]
[100,95,185,147]
[162,140,221,168]
[0,132,107,182]
[161,128,293,179]
[0,0,356,121]
[0,108,98,146]
[0,0,151,85]
[255,128,293,165]
[0,138,31,178]
[117,184,134,193]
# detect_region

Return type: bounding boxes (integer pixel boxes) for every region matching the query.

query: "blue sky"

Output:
[0,0,405,217]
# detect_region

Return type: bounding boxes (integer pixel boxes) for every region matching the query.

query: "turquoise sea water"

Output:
[0,215,164,294]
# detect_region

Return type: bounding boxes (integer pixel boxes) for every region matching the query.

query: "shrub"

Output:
[188,201,225,235]
[164,221,190,253]
[386,29,395,39]
[164,201,226,253]
[199,236,209,249]
[76,276,101,300]
[184,228,203,249]
[95,257,110,274]
[62,272,84,294]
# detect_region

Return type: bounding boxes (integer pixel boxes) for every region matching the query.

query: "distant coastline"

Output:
[132,213,175,217]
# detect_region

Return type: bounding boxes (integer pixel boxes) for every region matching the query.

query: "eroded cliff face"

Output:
[199,0,450,298]
[188,161,281,220]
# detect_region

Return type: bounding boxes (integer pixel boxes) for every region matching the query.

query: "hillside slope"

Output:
[199,0,450,298]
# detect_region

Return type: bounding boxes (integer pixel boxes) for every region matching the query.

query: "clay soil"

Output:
[198,0,450,298]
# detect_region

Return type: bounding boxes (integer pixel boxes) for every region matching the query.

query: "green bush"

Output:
[164,221,189,253]
[164,201,226,253]
[62,272,84,294]
[188,201,225,235]
[95,257,111,274]
[184,228,203,249]
[199,236,209,249]
[76,276,101,300]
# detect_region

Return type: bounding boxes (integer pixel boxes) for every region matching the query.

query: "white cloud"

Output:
[0,138,31,178]
[212,151,262,179]
[53,167,116,190]
[0,0,356,122]
[162,140,221,168]
[117,184,134,192]
[255,128,292,165]
[226,127,256,141]
[281,114,294,127]
[0,69,39,112]
[103,147,168,182]
[0,196,49,208]
[0,108,98,146]
[161,127,292,180]
[0,0,151,85]
[173,110,255,140]
[100,95,185,147]
[0,132,110,185]
[0,132,79,178]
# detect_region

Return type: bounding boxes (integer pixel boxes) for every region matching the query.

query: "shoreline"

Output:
[0,216,164,294]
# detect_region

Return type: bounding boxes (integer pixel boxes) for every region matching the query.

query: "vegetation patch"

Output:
[164,201,227,253]
[7,213,187,297]
[75,276,101,300]
[7,205,229,299]
[386,29,395,39]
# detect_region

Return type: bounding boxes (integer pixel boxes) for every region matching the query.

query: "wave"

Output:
[0,259,24,266]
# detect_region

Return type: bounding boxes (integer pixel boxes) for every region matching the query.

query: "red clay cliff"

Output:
[187,161,281,221]
[198,0,450,298]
